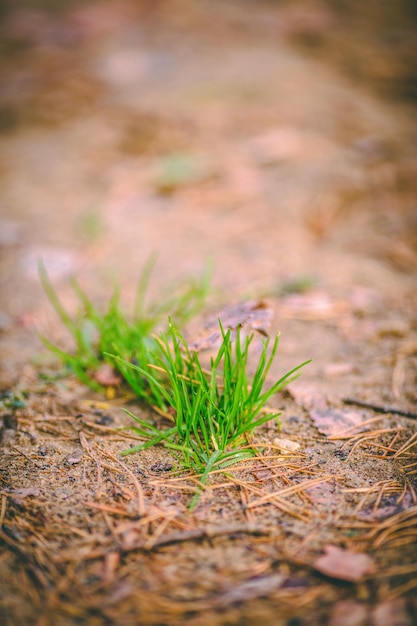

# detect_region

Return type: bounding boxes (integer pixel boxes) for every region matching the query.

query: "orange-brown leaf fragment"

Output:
[190,300,273,351]
[309,408,366,437]
[208,300,273,332]
[313,545,375,582]
[372,599,414,626]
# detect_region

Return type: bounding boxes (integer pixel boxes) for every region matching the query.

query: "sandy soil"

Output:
[0,2,417,625]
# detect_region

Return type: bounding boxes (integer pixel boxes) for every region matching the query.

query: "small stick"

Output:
[343,398,417,420]
[149,524,272,549]
[11,446,43,468]
[0,494,7,528]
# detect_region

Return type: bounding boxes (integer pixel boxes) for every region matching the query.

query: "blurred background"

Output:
[0,0,416,383]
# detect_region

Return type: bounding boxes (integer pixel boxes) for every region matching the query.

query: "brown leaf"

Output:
[101,581,134,607]
[207,300,273,333]
[328,600,368,626]
[190,301,273,351]
[65,448,84,465]
[313,545,375,582]
[357,492,415,522]
[208,574,286,609]
[305,482,336,506]
[372,599,414,626]
[310,408,365,437]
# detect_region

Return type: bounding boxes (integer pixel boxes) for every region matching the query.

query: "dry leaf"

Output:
[65,448,84,465]
[328,600,368,626]
[313,545,375,582]
[372,599,413,626]
[190,301,273,351]
[208,574,286,608]
[206,300,273,333]
[309,408,366,437]
[357,492,415,522]
[305,482,336,506]
[101,581,134,607]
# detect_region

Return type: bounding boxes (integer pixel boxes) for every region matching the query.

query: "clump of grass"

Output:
[40,257,211,404]
[41,260,310,508]
[110,321,309,506]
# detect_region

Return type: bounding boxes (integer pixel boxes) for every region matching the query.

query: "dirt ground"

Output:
[1,1,417,625]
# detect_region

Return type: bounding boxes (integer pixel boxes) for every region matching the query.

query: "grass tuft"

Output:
[109,320,310,506]
[41,261,310,507]
[39,257,211,403]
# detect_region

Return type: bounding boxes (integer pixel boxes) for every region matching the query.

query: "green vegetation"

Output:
[41,260,309,507]
[39,257,211,401]
[112,322,308,501]
[153,152,207,194]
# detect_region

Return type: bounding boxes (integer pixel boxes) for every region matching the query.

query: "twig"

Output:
[83,501,138,517]
[11,446,43,468]
[149,524,272,549]
[393,431,417,458]
[93,444,146,517]
[0,494,7,528]
[343,398,417,420]
[246,475,333,510]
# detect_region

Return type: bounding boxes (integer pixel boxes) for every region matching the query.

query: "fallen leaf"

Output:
[313,545,375,582]
[357,492,415,522]
[310,408,366,437]
[328,600,368,626]
[101,581,134,607]
[209,574,286,608]
[207,300,273,333]
[190,301,273,351]
[65,448,84,465]
[305,482,336,506]
[372,599,414,626]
